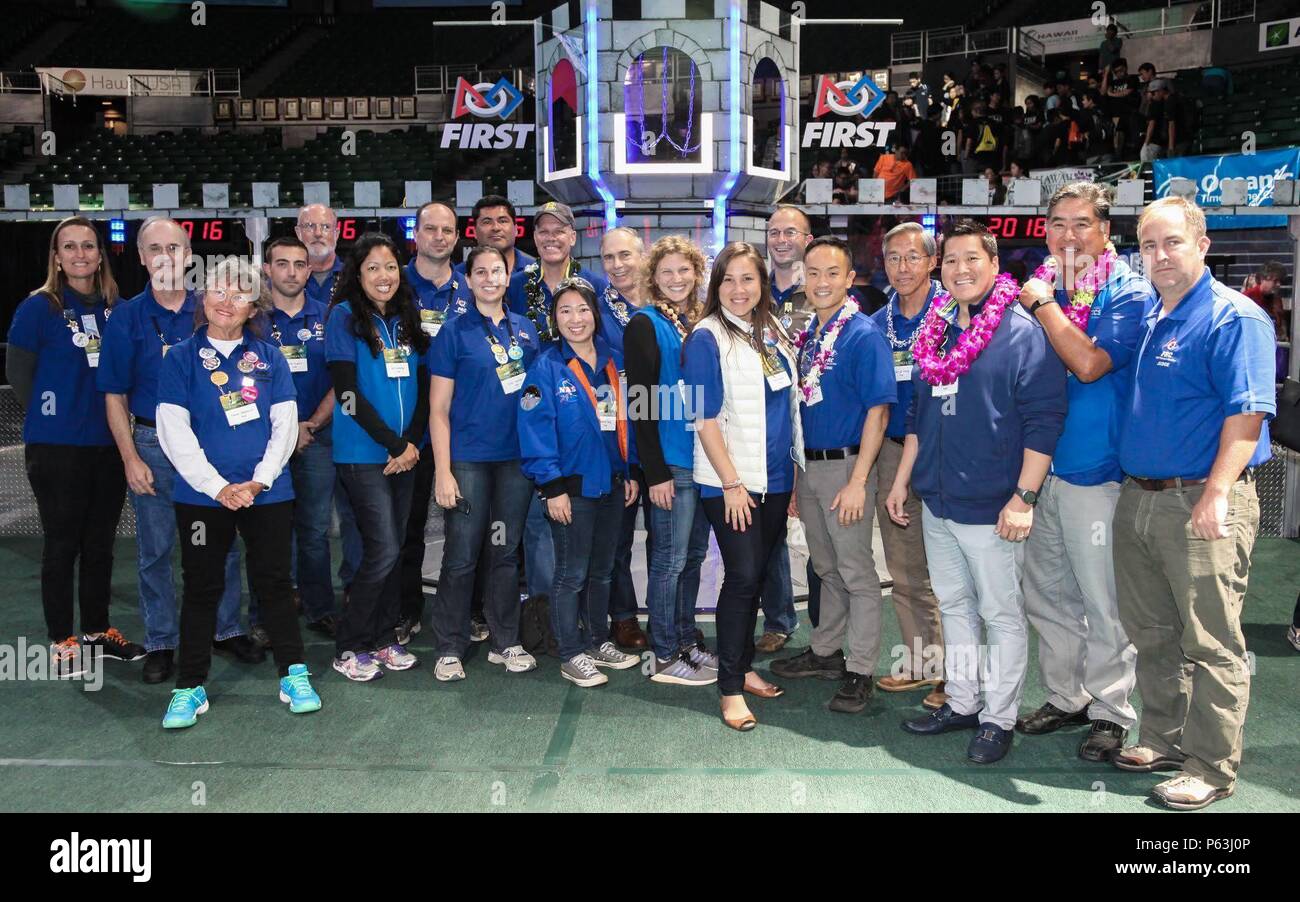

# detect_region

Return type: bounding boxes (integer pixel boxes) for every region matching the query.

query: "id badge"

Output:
[221,391,260,426]
[762,352,793,391]
[383,348,410,378]
[420,308,446,337]
[804,384,823,407]
[597,397,617,432]
[893,350,913,382]
[80,314,101,337]
[280,344,308,373]
[84,338,101,368]
[932,379,958,398]
[497,360,525,394]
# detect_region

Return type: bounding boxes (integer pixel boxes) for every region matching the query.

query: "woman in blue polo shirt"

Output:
[6,217,142,676]
[428,245,540,682]
[682,243,800,729]
[325,233,430,683]
[155,259,318,729]
[519,278,642,687]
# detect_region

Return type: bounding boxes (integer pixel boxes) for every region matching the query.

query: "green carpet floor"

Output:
[1,536,1296,813]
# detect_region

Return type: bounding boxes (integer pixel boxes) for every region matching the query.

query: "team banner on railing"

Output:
[1030,165,1097,200]
[1154,146,1300,230]
[36,67,205,97]
[1018,18,1104,56]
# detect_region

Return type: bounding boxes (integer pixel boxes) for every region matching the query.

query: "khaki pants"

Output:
[872,438,944,679]
[1113,477,1258,789]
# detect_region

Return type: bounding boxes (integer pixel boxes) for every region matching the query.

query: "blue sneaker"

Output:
[279,664,322,714]
[967,723,1014,764]
[162,686,209,729]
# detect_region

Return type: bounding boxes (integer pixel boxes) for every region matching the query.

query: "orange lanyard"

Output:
[566,356,627,461]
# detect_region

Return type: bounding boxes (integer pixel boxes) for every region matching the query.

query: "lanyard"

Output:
[567,356,627,461]
[149,314,174,348]
[480,308,517,351]
[271,315,317,346]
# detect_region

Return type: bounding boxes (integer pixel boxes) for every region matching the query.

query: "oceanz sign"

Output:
[1154,147,1300,229]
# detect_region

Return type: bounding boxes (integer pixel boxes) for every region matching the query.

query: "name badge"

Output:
[419,309,446,337]
[383,348,410,379]
[804,384,823,407]
[761,352,792,391]
[85,338,101,368]
[893,350,913,382]
[931,379,958,398]
[221,391,260,426]
[597,396,617,432]
[497,360,525,395]
[280,344,308,373]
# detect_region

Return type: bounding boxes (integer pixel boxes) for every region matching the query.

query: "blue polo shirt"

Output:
[1052,258,1158,486]
[1119,269,1276,480]
[797,309,897,450]
[595,287,642,361]
[325,301,423,465]
[156,327,297,508]
[427,303,539,462]
[871,281,939,439]
[683,327,794,498]
[405,259,473,337]
[519,338,629,498]
[8,288,114,446]
[97,286,200,420]
[267,297,331,422]
[907,296,1068,525]
[506,263,608,341]
[303,257,344,306]
[454,247,536,279]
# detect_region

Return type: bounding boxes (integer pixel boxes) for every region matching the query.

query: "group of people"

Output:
[11,182,1279,811]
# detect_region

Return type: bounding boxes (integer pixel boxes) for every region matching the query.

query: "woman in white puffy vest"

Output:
[682,242,803,731]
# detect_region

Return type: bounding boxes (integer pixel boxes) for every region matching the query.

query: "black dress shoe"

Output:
[968,723,1014,764]
[142,649,174,684]
[306,615,337,638]
[828,673,874,713]
[901,702,982,735]
[212,635,266,664]
[1015,702,1090,735]
[1079,719,1127,762]
[770,648,847,680]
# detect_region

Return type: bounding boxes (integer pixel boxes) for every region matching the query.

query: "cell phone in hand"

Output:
[454,495,471,515]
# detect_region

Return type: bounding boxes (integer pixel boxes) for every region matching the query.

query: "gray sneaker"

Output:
[685,643,719,671]
[589,641,640,670]
[649,652,717,686]
[561,653,608,688]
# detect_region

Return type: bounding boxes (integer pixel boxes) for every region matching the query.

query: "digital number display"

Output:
[463,217,527,241]
[986,216,1047,240]
[178,220,225,242]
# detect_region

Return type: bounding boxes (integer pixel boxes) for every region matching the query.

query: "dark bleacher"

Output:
[0,3,57,68]
[1173,63,1300,154]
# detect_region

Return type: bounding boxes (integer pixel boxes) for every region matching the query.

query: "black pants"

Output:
[336,465,415,656]
[25,444,126,641]
[399,443,435,623]
[702,491,791,696]
[175,501,303,687]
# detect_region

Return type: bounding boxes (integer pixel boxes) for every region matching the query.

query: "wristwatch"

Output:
[1015,487,1039,506]
[1028,296,1058,316]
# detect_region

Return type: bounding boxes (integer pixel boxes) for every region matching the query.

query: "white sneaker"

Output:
[487,645,538,673]
[561,653,608,687]
[434,656,465,682]
[589,641,640,670]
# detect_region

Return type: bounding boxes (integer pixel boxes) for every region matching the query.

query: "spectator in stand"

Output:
[1044,79,1060,114]
[1098,23,1123,74]
[1162,82,1194,158]
[915,105,947,177]
[963,59,988,102]
[1055,81,1079,114]
[967,101,1006,175]
[1022,95,1045,164]
[986,92,1013,171]
[984,167,1007,204]
[958,104,979,175]
[1080,90,1114,163]
[944,84,967,129]
[1141,79,1171,162]
[1103,59,1143,157]
[904,72,930,120]
[1044,107,1074,166]
[1243,262,1289,342]
[989,64,1009,101]
[874,145,917,203]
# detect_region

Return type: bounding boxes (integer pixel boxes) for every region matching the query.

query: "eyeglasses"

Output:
[297,222,335,234]
[885,253,930,268]
[767,228,806,241]
[207,289,256,305]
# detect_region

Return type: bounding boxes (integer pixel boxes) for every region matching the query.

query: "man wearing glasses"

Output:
[455,195,536,279]
[295,204,345,306]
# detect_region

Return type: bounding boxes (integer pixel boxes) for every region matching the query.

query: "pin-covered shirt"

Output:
[519,337,630,499]
[405,259,473,340]
[871,281,939,439]
[267,297,330,421]
[8,288,112,446]
[156,327,297,508]
[97,286,200,420]
[797,309,897,450]
[1119,268,1276,480]
[427,303,539,462]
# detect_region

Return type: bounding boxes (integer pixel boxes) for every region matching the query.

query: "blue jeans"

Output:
[610,473,652,623]
[760,537,798,635]
[645,465,709,661]
[131,425,244,652]
[335,471,363,588]
[524,493,555,600]
[334,464,414,656]
[431,460,533,658]
[548,488,624,660]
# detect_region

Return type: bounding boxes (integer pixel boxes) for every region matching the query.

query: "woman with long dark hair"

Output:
[683,243,799,729]
[428,245,541,681]
[325,232,430,682]
[7,217,140,676]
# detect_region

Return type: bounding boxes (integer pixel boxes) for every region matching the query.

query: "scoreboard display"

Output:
[985,215,1048,241]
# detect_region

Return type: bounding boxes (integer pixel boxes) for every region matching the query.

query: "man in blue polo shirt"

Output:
[887,219,1067,764]
[770,236,897,716]
[869,222,946,711]
[454,194,536,280]
[256,235,337,638]
[97,216,256,684]
[1110,197,1276,810]
[1015,183,1156,763]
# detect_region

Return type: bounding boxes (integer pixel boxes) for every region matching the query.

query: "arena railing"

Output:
[0,72,41,93]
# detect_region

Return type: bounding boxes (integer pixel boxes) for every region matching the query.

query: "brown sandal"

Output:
[721,700,757,732]
[743,679,785,699]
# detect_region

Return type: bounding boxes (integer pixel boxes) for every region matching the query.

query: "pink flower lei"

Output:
[912,273,1020,386]
[794,298,859,403]
[1032,242,1117,332]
